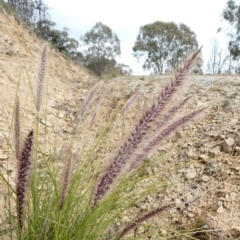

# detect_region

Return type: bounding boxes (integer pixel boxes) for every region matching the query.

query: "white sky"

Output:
[44,0,240,75]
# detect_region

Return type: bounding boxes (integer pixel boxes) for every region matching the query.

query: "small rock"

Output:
[58,112,65,118]
[160,229,167,236]
[68,101,76,107]
[186,171,197,180]
[172,217,181,224]
[203,124,212,132]
[140,204,147,210]
[218,200,223,207]
[39,119,53,127]
[185,193,193,202]
[178,168,188,173]
[217,205,224,214]
[136,225,145,236]
[202,175,210,182]
[176,131,183,138]
[0,153,8,160]
[0,185,8,195]
[6,163,14,172]
[175,199,184,210]
[187,149,196,158]
[234,146,240,155]
[188,213,194,218]
[198,154,209,161]
[230,192,237,201]
[221,138,235,153]
[63,127,74,134]
[210,146,221,157]
[194,142,204,148]
[225,169,231,174]
[226,138,235,145]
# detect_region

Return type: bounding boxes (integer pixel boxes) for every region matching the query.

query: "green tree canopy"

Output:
[132,21,199,74]
[80,22,121,76]
[34,20,80,58]
[34,19,56,40]
[222,0,240,60]
[47,27,79,55]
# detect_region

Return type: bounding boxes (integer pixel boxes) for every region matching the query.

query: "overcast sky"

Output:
[44,0,239,75]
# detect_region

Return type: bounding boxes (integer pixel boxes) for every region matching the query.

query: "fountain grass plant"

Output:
[0,46,207,239]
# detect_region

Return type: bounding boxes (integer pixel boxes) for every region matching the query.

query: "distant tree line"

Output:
[7,0,48,23]
[207,0,240,75]
[3,0,206,76]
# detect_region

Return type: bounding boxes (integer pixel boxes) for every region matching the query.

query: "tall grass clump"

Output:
[0,46,206,239]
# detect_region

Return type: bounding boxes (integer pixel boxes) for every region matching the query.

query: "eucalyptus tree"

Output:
[222,0,240,60]
[80,22,121,76]
[133,21,199,74]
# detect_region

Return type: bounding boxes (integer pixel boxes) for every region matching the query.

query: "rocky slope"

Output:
[0,6,240,239]
[85,75,240,239]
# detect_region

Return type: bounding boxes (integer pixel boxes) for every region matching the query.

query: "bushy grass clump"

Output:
[0,46,205,239]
